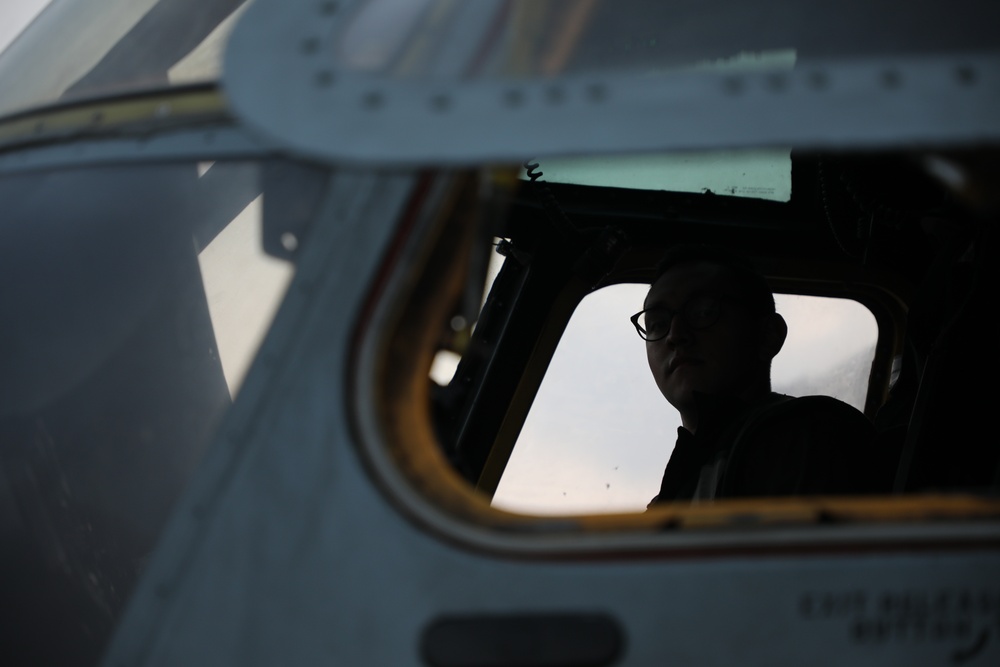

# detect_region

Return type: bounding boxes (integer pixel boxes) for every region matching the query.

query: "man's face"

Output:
[643,261,770,424]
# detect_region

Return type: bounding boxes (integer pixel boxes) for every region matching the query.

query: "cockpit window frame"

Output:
[349,167,1000,555]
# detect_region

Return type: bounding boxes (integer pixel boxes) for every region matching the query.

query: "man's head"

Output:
[636,245,787,432]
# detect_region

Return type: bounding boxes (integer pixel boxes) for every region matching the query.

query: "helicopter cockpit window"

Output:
[365,145,1000,540]
[491,284,877,515]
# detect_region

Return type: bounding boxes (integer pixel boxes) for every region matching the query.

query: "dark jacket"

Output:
[649,392,891,505]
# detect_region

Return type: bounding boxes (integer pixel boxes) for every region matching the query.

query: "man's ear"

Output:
[757,312,787,362]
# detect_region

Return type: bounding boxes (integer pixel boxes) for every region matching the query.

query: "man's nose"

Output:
[665,315,692,346]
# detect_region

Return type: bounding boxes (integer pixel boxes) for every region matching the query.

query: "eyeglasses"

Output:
[630,294,730,341]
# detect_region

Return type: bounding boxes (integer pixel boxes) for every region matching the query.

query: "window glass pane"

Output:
[339,0,996,80]
[770,294,878,411]
[0,0,247,117]
[0,159,298,666]
[492,285,877,515]
[521,149,793,202]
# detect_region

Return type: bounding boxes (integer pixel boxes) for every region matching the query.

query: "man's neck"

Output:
[681,387,775,435]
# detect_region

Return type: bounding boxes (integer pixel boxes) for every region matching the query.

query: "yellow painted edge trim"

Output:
[582,495,1000,532]
[0,88,229,149]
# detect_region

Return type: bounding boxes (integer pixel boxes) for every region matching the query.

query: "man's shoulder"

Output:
[753,393,870,428]
[734,393,875,449]
[721,393,885,496]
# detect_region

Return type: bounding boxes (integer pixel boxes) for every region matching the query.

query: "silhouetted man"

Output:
[633,246,888,504]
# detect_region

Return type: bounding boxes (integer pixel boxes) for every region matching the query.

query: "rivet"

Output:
[545,86,566,104]
[764,73,788,92]
[722,76,744,95]
[955,66,976,86]
[281,232,299,252]
[503,89,524,107]
[585,83,608,102]
[881,70,901,89]
[302,37,321,55]
[430,94,451,111]
[315,70,335,87]
[362,91,384,109]
[807,71,828,90]
[90,111,104,124]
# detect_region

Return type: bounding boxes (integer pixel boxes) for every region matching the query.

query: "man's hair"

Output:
[653,244,776,314]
